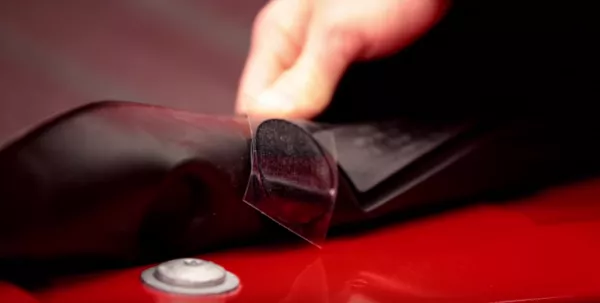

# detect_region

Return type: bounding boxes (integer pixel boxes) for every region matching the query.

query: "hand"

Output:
[236,0,449,119]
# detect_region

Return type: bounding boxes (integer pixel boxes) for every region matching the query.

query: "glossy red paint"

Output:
[8,177,600,303]
[0,283,38,303]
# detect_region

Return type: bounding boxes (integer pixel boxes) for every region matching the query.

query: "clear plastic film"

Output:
[243,117,339,247]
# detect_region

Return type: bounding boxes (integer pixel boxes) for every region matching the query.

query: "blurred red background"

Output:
[0,0,265,144]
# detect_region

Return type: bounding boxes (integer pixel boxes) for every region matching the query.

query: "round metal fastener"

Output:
[141,258,240,295]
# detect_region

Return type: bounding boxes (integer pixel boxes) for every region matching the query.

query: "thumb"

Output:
[248,26,363,119]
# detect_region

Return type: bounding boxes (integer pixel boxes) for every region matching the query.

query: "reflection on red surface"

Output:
[10,177,600,302]
[0,283,38,303]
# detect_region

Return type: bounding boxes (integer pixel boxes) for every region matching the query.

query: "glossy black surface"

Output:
[0,102,262,264]
[2,101,600,287]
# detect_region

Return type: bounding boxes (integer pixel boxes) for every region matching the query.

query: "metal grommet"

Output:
[141,258,240,295]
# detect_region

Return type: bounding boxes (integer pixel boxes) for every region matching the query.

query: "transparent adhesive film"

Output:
[243,117,338,247]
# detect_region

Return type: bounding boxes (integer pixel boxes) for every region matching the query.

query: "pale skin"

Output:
[236,0,450,119]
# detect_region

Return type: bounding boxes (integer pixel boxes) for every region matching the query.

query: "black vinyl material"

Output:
[2,101,600,274]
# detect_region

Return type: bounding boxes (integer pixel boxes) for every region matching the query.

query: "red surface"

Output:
[0,283,38,303]
[3,3,598,301]
[3,177,597,302]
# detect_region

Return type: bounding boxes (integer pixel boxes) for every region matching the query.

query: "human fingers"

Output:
[235,0,312,116]
[252,19,363,119]
[241,0,449,119]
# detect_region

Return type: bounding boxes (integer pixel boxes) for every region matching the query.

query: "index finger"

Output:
[236,0,312,114]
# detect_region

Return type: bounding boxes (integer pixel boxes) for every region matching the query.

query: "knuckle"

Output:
[252,0,287,34]
[252,4,274,34]
[319,23,364,60]
[251,1,303,65]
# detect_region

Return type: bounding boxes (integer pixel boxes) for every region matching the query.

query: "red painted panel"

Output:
[28,178,600,303]
[0,283,38,303]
